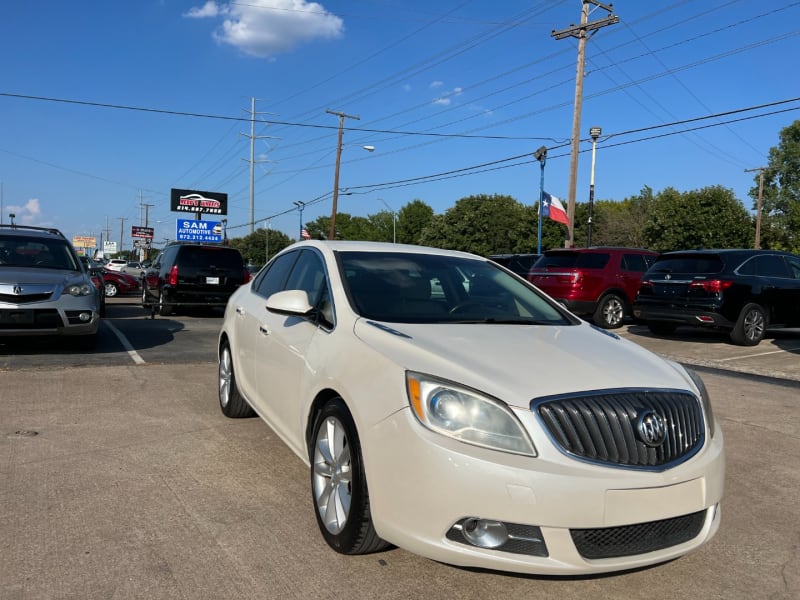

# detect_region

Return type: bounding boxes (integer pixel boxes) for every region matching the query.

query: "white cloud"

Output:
[433,97,450,106]
[185,0,344,58]
[184,1,222,18]
[432,86,462,107]
[429,81,444,89]
[7,198,41,225]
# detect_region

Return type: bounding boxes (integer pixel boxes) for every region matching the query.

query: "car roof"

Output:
[297,240,484,261]
[0,224,67,241]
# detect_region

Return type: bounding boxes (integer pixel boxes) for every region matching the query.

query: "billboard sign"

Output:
[104,241,117,255]
[175,219,223,243]
[72,236,96,248]
[170,188,227,215]
[131,226,154,238]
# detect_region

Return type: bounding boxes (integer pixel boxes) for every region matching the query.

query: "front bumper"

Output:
[363,408,724,575]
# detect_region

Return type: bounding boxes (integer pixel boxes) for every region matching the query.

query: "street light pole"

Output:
[264,219,271,263]
[379,199,396,243]
[293,201,306,240]
[534,146,547,254]
[587,126,601,248]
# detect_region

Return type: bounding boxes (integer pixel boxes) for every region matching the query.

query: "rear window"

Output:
[178,247,244,270]
[649,255,724,275]
[534,252,609,269]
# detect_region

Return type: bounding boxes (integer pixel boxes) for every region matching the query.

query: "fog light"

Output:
[78,312,92,322]
[461,518,508,549]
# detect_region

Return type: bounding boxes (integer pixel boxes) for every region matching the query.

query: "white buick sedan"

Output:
[217,241,724,575]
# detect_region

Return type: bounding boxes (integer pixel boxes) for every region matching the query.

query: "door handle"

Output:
[259,325,270,336]
[235,306,245,315]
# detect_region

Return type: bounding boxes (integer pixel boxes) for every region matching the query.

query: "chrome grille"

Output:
[534,389,704,468]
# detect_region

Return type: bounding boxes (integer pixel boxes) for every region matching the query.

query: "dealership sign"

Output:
[131,226,154,238]
[170,188,227,215]
[175,219,223,243]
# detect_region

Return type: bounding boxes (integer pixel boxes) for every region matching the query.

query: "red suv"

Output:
[527,247,657,329]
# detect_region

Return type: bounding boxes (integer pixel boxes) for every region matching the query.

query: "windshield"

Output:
[0,236,79,271]
[339,251,573,325]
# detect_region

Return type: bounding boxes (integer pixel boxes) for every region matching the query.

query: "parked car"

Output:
[78,255,107,317]
[141,242,250,316]
[120,261,145,278]
[105,258,128,272]
[0,224,101,349]
[101,268,140,297]
[487,253,540,278]
[217,240,723,575]
[633,248,800,346]
[527,247,658,329]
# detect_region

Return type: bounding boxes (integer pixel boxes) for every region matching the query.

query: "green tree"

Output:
[589,187,655,248]
[229,227,293,265]
[396,199,434,244]
[750,120,800,252]
[644,185,752,252]
[418,194,540,255]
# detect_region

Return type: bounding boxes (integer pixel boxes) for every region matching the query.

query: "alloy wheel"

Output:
[312,417,352,535]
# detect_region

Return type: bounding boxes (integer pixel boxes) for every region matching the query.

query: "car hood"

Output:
[352,319,691,408]
[0,267,82,287]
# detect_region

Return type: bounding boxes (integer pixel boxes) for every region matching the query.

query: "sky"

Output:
[1,0,799,254]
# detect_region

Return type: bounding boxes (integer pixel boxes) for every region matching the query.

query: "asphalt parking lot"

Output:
[1,301,799,599]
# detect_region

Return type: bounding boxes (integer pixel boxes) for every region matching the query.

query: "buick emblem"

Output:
[636,410,667,447]
[13,285,23,295]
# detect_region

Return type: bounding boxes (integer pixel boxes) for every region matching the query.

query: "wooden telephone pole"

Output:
[552,1,618,248]
[745,166,767,249]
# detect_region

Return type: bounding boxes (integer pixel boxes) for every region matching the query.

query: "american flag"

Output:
[301,228,311,240]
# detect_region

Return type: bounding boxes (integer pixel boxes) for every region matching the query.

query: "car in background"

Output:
[633,248,800,346]
[142,243,249,316]
[0,225,101,349]
[105,258,128,272]
[120,261,145,278]
[527,247,657,329]
[217,240,723,575]
[487,253,540,278]
[101,268,140,297]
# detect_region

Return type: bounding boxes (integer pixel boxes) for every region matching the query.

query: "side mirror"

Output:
[266,289,314,317]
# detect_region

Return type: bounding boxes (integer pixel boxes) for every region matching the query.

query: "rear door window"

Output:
[649,255,724,275]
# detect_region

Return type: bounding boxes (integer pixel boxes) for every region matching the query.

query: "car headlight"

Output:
[67,283,94,297]
[686,368,715,438]
[406,372,537,456]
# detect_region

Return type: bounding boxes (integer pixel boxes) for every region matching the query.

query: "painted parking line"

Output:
[717,346,800,362]
[103,320,146,365]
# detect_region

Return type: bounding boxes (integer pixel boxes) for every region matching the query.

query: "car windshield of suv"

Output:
[0,236,78,271]
[649,255,724,275]
[339,251,572,325]
[534,252,609,269]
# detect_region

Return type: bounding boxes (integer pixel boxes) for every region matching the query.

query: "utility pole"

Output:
[241,97,277,234]
[552,0,618,248]
[745,166,767,249]
[142,203,155,260]
[327,109,360,240]
[117,217,126,257]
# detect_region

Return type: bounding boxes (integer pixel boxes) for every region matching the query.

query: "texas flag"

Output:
[541,191,569,226]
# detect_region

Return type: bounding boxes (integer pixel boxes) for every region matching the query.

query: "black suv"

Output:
[142,243,249,316]
[633,249,800,346]
[487,253,540,278]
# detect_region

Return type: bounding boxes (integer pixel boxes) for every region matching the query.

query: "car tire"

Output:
[158,290,173,316]
[104,282,119,297]
[218,343,255,418]
[730,303,766,346]
[141,286,150,308]
[647,321,678,335]
[310,399,389,555]
[593,293,626,329]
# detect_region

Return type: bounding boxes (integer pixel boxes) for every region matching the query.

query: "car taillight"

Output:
[243,268,251,284]
[689,279,734,293]
[639,280,653,290]
[168,265,179,286]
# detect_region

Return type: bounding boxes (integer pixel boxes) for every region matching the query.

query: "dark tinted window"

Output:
[177,246,243,270]
[285,250,328,305]
[254,250,298,298]
[752,255,791,278]
[622,253,652,272]
[649,255,724,275]
[788,257,800,279]
[535,252,609,269]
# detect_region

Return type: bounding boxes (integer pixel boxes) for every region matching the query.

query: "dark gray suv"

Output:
[141,243,250,316]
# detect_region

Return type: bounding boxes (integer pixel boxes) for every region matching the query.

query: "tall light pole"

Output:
[587,126,601,247]
[535,146,547,254]
[379,199,396,243]
[264,219,271,263]
[293,200,306,240]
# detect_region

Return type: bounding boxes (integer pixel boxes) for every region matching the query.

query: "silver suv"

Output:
[0,224,101,349]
